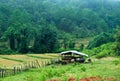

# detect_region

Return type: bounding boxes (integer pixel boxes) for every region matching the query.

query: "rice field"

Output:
[0,54,59,67]
[0,58,21,67]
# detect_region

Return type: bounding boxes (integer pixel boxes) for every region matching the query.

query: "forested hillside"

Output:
[0,0,120,54]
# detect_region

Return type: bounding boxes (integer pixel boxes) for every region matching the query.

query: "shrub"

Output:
[84,42,115,57]
[113,60,120,65]
[0,49,19,55]
[87,32,114,49]
[95,50,107,59]
[81,66,86,72]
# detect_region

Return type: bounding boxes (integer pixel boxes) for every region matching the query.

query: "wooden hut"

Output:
[59,50,88,64]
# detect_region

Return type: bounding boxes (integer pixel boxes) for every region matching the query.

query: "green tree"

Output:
[62,33,73,50]
[69,39,76,49]
[5,26,16,50]
[4,9,33,53]
[18,24,34,53]
[114,26,120,56]
[0,27,3,38]
[33,24,58,53]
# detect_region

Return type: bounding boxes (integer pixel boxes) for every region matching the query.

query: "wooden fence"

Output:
[0,59,56,78]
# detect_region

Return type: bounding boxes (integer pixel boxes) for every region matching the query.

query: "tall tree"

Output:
[5,26,16,50]
[33,24,58,53]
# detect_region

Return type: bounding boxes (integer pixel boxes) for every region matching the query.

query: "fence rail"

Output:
[0,59,56,78]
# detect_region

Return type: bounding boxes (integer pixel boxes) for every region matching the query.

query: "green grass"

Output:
[0,56,24,62]
[0,57,120,81]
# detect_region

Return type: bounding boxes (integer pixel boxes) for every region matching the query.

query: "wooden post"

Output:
[1,69,4,78]
[0,69,1,78]
[13,66,16,75]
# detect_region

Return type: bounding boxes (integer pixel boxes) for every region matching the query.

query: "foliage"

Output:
[113,60,120,65]
[79,43,84,51]
[0,49,14,54]
[33,25,58,53]
[83,42,115,57]
[81,66,86,72]
[87,32,114,49]
[114,26,120,56]
[95,50,107,59]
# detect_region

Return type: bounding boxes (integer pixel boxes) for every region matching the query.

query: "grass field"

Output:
[0,55,120,81]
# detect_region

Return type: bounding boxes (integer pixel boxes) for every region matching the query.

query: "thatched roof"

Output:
[59,50,88,57]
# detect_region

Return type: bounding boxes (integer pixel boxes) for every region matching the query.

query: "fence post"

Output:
[1,69,5,78]
[0,69,1,78]
[13,66,16,75]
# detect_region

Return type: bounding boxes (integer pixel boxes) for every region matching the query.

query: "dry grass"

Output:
[0,55,37,61]
[0,58,21,67]
[29,54,58,58]
[0,54,58,68]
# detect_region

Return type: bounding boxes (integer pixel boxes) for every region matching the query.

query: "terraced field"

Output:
[0,54,59,67]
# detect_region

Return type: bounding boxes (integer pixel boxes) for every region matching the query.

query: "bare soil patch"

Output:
[46,77,116,81]
[100,57,119,61]
[80,76,116,81]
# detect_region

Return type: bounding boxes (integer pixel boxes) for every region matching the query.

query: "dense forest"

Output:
[0,0,120,55]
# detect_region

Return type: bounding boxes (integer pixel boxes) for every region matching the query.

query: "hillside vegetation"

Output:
[0,0,120,55]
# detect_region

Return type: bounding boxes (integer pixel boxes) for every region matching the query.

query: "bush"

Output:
[81,66,86,72]
[0,49,19,54]
[113,60,120,65]
[95,50,107,59]
[87,32,114,49]
[83,42,115,57]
